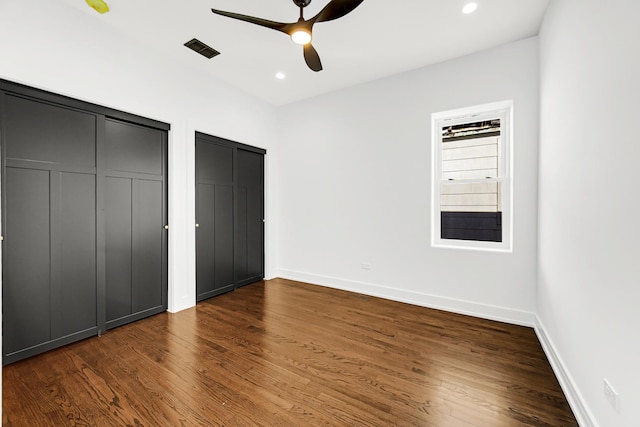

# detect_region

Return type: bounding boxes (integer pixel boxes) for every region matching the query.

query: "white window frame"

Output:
[431,100,513,252]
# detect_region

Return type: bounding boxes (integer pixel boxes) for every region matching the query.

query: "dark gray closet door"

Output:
[1,80,169,365]
[196,141,235,300]
[236,149,264,285]
[104,119,167,329]
[2,94,98,363]
[195,133,264,301]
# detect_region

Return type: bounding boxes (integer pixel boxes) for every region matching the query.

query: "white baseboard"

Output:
[167,295,195,314]
[534,316,598,427]
[275,269,536,327]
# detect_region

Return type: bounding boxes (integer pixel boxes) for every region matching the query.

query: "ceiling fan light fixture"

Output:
[291,29,312,45]
[211,0,365,71]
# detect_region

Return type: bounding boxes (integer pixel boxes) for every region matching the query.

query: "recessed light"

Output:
[275,72,286,80]
[462,2,478,14]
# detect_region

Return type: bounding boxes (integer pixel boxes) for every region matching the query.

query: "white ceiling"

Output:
[62,0,550,106]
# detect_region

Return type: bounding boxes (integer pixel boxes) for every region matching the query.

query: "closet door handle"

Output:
[163,225,169,230]
[195,223,200,228]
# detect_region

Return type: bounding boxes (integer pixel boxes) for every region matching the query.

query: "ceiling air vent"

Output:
[184,38,220,59]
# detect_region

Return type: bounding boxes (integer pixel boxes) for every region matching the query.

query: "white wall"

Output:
[0,0,278,313]
[276,38,540,325]
[537,1,640,426]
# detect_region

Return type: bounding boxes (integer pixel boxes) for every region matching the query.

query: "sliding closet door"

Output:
[104,119,167,329]
[236,148,264,286]
[195,133,265,301]
[2,93,98,363]
[196,140,235,300]
[1,80,169,364]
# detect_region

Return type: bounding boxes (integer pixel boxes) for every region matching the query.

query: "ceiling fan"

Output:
[211,0,365,72]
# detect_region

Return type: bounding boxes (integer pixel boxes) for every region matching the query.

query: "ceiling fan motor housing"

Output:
[293,0,312,8]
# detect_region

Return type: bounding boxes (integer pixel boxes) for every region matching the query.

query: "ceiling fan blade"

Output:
[303,43,323,72]
[211,9,292,34]
[313,0,365,23]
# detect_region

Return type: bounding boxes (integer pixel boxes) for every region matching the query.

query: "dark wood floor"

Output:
[3,278,577,426]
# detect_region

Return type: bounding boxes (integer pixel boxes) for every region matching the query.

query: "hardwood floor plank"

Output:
[3,278,578,426]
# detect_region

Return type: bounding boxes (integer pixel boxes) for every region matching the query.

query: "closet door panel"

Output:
[195,139,235,300]
[105,119,163,175]
[236,187,248,279]
[237,149,264,284]
[132,179,164,312]
[214,185,234,287]
[196,183,216,296]
[195,183,235,299]
[3,168,51,354]
[246,186,264,279]
[105,177,133,322]
[197,142,233,183]
[4,94,95,167]
[235,186,263,281]
[57,172,97,336]
[104,119,167,328]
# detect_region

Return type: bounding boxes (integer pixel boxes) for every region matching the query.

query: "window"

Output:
[431,101,512,251]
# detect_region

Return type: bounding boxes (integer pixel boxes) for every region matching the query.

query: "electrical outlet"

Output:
[603,378,620,412]
[361,262,371,270]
